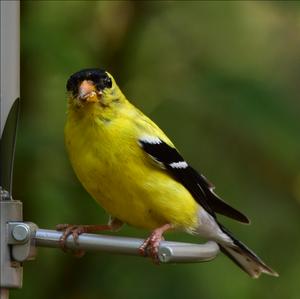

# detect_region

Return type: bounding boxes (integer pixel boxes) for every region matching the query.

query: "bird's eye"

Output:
[95,76,112,91]
[103,76,112,88]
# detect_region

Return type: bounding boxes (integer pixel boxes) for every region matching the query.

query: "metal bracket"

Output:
[7,222,38,263]
[0,198,23,289]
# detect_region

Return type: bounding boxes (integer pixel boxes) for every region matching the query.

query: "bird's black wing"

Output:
[138,136,250,224]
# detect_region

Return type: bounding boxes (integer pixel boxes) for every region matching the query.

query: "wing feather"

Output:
[138,136,250,224]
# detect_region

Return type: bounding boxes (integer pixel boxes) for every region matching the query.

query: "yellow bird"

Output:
[60,68,278,278]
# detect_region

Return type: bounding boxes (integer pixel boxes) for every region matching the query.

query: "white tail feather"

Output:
[219,243,278,278]
[196,208,278,278]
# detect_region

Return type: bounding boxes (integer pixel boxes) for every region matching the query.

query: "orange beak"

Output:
[78,80,101,103]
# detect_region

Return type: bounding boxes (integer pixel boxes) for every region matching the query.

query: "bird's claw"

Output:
[139,232,165,264]
[56,224,87,257]
[139,224,172,264]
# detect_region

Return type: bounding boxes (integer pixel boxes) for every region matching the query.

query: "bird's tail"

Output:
[217,223,279,278]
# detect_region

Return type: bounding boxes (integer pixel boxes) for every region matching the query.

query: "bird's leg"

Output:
[139,223,173,263]
[56,217,123,257]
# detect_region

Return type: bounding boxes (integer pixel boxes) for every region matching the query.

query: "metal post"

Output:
[0,1,21,299]
[0,0,20,137]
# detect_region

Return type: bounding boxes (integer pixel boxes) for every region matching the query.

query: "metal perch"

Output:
[7,222,219,264]
[35,229,220,263]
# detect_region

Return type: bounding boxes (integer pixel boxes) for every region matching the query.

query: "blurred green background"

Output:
[12,1,300,299]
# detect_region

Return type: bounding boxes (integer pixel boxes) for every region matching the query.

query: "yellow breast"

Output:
[65,104,199,231]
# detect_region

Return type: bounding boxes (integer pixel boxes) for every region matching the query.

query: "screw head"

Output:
[0,187,11,200]
[12,224,30,242]
[158,247,172,263]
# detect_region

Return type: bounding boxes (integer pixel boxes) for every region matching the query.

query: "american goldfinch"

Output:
[61,68,278,278]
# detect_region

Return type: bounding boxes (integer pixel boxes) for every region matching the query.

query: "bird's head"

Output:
[66,68,123,108]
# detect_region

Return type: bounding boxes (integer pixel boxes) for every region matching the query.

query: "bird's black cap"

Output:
[66,68,112,96]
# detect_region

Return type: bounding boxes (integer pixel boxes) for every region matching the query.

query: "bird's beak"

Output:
[78,80,102,103]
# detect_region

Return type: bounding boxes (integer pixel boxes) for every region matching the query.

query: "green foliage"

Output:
[13,1,300,298]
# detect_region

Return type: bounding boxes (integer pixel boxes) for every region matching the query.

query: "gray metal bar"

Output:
[0,2,21,298]
[0,0,20,137]
[35,229,219,263]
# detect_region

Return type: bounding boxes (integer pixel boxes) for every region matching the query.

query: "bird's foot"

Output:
[56,224,113,257]
[139,223,173,264]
